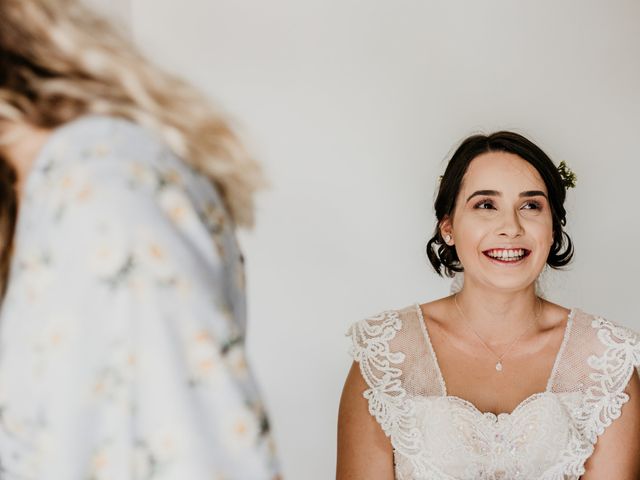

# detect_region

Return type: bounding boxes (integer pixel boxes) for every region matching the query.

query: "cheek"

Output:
[527,212,554,243]
[532,224,554,251]
[454,220,484,243]
[452,224,486,259]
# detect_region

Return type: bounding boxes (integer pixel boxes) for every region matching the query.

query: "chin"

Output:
[474,270,540,292]
[490,275,541,292]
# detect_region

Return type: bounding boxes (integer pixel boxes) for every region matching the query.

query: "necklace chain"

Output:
[453,294,543,372]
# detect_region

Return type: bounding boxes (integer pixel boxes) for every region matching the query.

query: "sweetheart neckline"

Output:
[426,391,556,421]
[415,304,578,417]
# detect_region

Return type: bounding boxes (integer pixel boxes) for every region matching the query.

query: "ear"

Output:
[439,215,454,245]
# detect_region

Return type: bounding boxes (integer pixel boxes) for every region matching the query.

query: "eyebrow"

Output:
[466,190,548,202]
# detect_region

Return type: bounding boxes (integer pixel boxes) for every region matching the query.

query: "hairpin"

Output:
[557,161,577,190]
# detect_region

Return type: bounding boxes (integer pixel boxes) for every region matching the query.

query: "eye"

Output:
[522,200,543,210]
[473,199,495,210]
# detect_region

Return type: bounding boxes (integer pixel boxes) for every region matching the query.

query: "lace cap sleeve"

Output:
[577,316,640,443]
[345,309,424,459]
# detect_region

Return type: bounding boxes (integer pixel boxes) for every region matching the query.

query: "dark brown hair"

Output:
[426,131,574,277]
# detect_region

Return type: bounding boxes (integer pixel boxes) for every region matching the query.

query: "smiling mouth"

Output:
[482,248,532,263]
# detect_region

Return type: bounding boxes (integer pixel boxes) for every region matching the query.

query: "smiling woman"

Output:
[337,132,640,479]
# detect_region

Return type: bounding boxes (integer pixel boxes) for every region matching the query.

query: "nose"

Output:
[498,208,524,238]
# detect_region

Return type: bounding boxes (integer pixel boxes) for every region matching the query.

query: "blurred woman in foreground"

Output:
[0,0,279,478]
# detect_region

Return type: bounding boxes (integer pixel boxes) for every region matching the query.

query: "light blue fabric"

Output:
[0,116,279,479]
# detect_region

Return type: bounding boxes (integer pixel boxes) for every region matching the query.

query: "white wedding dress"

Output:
[347,304,640,479]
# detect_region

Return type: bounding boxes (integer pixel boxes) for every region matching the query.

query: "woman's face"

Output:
[442,151,554,292]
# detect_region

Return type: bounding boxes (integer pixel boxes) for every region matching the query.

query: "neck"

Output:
[0,122,52,199]
[454,278,543,345]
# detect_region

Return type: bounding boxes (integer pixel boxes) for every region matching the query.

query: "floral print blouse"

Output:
[0,116,280,479]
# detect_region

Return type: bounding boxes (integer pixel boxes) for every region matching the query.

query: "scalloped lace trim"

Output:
[347,311,426,475]
[570,316,640,473]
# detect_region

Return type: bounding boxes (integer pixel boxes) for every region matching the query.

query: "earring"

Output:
[444,234,452,244]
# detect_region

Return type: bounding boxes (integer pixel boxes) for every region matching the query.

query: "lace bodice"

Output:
[347,305,640,479]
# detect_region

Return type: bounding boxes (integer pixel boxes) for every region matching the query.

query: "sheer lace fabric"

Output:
[347,305,640,479]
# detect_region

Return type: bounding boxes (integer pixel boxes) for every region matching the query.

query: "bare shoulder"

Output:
[418,297,453,329]
[537,300,572,332]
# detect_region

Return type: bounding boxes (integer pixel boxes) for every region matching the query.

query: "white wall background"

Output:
[95,0,640,477]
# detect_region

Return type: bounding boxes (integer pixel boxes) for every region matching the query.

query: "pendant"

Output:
[495,361,503,372]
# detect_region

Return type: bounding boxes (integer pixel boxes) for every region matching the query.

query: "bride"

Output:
[337,131,640,479]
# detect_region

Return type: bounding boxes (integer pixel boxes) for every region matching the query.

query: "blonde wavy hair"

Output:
[0,0,265,294]
[0,0,264,224]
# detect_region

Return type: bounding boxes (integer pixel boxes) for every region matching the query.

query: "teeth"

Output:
[486,249,526,260]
